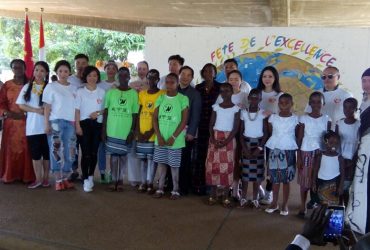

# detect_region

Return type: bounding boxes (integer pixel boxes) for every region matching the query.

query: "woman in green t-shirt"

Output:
[152,73,189,199]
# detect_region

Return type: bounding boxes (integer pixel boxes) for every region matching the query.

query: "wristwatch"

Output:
[257,146,263,151]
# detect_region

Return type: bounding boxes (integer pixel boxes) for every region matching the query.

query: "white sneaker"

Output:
[260,191,273,205]
[83,179,92,192]
[257,185,265,201]
[88,176,94,188]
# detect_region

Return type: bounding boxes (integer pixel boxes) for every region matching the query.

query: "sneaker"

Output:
[55,180,65,191]
[83,179,92,192]
[280,210,289,216]
[42,180,51,187]
[28,182,42,189]
[63,179,74,189]
[88,176,94,188]
[265,205,279,214]
[252,200,260,209]
[68,172,79,182]
[260,191,273,205]
[306,200,318,209]
[258,185,265,201]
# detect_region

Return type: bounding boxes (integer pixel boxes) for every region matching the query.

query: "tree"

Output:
[0,17,145,72]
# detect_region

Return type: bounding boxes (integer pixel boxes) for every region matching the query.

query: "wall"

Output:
[145,27,370,112]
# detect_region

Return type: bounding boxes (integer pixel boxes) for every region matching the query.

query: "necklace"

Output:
[247,108,259,121]
[32,81,45,96]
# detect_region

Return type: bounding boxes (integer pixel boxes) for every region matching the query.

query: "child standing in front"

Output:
[206,83,240,208]
[136,69,165,193]
[313,131,344,205]
[239,89,268,208]
[152,73,189,199]
[103,67,139,192]
[265,93,298,216]
[297,91,331,216]
[216,70,248,201]
[336,97,360,205]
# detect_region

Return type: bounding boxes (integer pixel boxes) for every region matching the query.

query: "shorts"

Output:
[27,134,50,160]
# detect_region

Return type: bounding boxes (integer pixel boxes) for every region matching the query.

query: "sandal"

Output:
[207,196,217,206]
[170,191,180,200]
[222,198,233,208]
[138,184,147,193]
[116,184,124,192]
[108,184,116,192]
[153,190,164,198]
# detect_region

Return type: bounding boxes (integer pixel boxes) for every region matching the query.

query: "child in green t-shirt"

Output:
[152,73,189,199]
[102,67,139,191]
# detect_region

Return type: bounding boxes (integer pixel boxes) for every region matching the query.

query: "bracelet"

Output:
[3,111,8,118]
[171,135,177,140]
[257,146,263,151]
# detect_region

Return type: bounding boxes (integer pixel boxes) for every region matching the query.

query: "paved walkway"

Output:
[0,180,337,250]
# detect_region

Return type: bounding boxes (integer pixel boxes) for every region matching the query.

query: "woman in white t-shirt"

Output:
[75,66,105,192]
[256,66,283,115]
[43,60,77,191]
[16,61,51,189]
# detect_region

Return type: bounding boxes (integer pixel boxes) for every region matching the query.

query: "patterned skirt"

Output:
[136,142,154,159]
[153,146,182,168]
[106,137,130,156]
[297,149,320,190]
[317,177,340,205]
[205,130,236,187]
[241,137,265,182]
[268,149,296,184]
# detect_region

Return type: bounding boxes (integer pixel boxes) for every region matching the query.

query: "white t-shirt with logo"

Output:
[261,90,283,114]
[99,80,118,92]
[216,91,249,109]
[75,86,105,123]
[42,82,77,121]
[68,75,84,89]
[16,83,45,136]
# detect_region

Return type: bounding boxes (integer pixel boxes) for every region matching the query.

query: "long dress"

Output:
[0,80,34,183]
[346,98,370,234]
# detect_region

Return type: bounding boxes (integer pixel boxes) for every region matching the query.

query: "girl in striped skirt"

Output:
[206,83,240,208]
[136,69,165,193]
[239,89,268,208]
[152,73,189,200]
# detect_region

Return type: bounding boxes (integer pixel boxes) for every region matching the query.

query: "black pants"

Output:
[193,129,209,195]
[78,119,102,180]
[179,140,196,195]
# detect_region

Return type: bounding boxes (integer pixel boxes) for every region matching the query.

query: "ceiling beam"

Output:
[270,0,290,26]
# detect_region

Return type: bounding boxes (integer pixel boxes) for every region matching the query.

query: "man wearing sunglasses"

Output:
[320,66,352,129]
[306,66,352,130]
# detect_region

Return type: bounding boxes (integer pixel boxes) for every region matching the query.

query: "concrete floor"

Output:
[0,178,337,250]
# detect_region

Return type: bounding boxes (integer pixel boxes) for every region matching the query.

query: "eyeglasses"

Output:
[321,74,338,80]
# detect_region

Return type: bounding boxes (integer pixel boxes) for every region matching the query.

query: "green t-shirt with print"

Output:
[105,88,139,140]
[155,93,189,149]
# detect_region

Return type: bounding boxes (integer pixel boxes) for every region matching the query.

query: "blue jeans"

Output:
[98,142,106,174]
[48,119,77,173]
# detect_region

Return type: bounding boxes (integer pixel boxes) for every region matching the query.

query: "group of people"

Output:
[1,53,370,235]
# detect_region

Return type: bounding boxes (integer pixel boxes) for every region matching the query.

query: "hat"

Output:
[362,68,370,78]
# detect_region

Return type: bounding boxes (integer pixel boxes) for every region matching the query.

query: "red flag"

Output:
[24,12,34,79]
[39,14,45,61]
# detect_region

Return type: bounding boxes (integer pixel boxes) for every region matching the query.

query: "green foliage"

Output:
[0,17,145,72]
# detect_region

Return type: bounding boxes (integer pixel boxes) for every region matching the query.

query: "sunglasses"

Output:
[321,74,338,80]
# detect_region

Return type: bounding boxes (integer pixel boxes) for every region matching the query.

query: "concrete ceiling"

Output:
[0,0,370,34]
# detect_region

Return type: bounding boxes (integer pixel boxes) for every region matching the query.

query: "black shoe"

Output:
[68,172,79,182]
